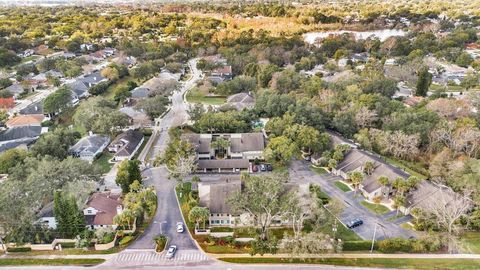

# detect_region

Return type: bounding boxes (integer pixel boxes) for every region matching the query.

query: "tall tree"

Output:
[116,160,142,193]
[188,206,210,229]
[415,67,432,97]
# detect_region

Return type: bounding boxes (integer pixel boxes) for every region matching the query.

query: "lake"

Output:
[304,29,407,44]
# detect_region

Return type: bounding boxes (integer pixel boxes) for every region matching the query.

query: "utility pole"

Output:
[371,223,378,253]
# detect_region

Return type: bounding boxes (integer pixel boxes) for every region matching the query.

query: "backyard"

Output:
[94,151,114,174]
[186,88,226,105]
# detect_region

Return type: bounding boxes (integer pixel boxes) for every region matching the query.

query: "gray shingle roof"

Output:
[197,159,249,169]
[80,71,106,85]
[110,130,143,158]
[19,100,44,115]
[131,87,150,99]
[0,126,42,141]
[67,80,89,97]
[70,135,110,156]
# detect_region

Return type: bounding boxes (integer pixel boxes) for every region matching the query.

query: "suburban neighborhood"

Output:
[1,1,480,270]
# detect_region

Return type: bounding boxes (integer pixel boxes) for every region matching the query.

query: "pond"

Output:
[304,29,407,44]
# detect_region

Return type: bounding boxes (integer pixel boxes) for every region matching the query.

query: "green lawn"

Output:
[94,152,114,174]
[219,257,480,270]
[7,247,122,256]
[461,232,480,254]
[360,201,391,215]
[186,88,226,105]
[310,166,327,175]
[0,258,104,266]
[334,181,352,192]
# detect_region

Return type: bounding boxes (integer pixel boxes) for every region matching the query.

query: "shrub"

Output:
[57,242,76,248]
[378,238,412,253]
[119,236,134,246]
[7,247,32,252]
[154,235,167,252]
[342,241,376,251]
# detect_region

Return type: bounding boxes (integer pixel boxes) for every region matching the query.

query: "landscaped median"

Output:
[0,258,105,266]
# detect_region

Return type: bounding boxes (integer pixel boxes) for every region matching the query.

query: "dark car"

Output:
[346,218,363,229]
[266,164,273,171]
[260,164,267,171]
[252,164,258,172]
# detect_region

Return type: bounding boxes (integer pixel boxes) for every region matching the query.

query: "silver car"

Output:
[176,222,184,233]
[166,245,177,259]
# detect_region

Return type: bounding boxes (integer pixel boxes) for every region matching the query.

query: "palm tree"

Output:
[363,161,375,175]
[348,171,364,196]
[188,206,210,229]
[393,194,406,216]
[328,159,337,171]
[377,176,390,198]
[211,137,231,159]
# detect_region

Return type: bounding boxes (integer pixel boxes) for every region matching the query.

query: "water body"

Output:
[304,29,407,44]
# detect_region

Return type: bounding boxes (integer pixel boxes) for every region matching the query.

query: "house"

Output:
[5,114,44,128]
[181,133,265,173]
[384,58,397,66]
[66,80,89,104]
[19,100,45,115]
[198,176,242,226]
[5,83,25,98]
[84,192,123,230]
[18,49,35,58]
[332,148,410,201]
[69,134,110,162]
[37,202,56,229]
[80,43,95,51]
[130,87,150,99]
[80,71,107,88]
[209,65,233,81]
[108,130,144,161]
[225,93,254,111]
[119,106,152,128]
[0,126,44,153]
[31,70,63,86]
[311,131,357,166]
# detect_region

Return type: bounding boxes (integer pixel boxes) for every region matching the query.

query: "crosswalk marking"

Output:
[114,250,209,266]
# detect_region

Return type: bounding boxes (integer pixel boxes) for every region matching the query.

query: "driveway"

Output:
[289,160,416,241]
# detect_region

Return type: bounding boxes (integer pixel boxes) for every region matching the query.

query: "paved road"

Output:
[289,160,416,241]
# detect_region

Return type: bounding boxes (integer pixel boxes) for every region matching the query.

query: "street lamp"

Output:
[154,221,167,235]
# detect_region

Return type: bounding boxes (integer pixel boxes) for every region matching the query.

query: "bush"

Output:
[57,242,76,249]
[119,236,134,246]
[378,238,411,253]
[154,235,167,252]
[342,241,376,251]
[7,247,32,252]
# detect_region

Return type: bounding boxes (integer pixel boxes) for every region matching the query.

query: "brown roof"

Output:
[212,65,232,74]
[5,114,44,127]
[198,180,241,213]
[85,193,122,226]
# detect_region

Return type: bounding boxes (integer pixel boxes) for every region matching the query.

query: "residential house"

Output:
[31,70,63,87]
[19,100,45,115]
[66,80,89,104]
[311,131,357,166]
[0,126,44,153]
[182,133,265,173]
[209,65,233,82]
[80,43,95,51]
[5,114,44,128]
[130,87,150,100]
[384,58,397,66]
[332,148,410,201]
[108,130,144,161]
[80,71,107,88]
[119,106,152,128]
[225,92,254,111]
[37,202,56,229]
[69,134,110,162]
[84,192,123,230]
[5,83,25,98]
[18,49,35,58]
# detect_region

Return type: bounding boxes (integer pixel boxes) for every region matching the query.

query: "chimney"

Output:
[116,205,123,215]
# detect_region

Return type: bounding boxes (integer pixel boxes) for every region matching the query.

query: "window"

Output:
[87,210,92,214]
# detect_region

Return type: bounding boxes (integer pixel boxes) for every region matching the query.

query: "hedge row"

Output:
[342,241,377,251]
[6,247,32,252]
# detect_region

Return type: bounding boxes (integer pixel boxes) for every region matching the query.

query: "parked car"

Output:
[176,222,184,233]
[260,164,267,171]
[252,164,258,172]
[346,218,363,229]
[166,245,177,259]
[266,164,273,171]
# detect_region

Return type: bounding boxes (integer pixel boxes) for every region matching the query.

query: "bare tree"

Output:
[355,107,378,129]
[169,149,197,181]
[281,232,335,257]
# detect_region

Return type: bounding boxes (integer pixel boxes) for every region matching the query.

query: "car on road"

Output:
[266,164,273,171]
[252,164,258,172]
[176,222,184,233]
[166,245,177,259]
[260,164,267,171]
[346,218,363,229]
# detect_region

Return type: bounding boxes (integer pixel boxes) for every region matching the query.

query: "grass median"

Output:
[219,257,480,270]
[0,258,105,266]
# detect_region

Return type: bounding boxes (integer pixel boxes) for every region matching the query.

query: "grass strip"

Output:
[0,258,105,266]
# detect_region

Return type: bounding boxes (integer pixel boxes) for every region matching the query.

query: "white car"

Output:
[176,222,184,233]
[166,245,177,259]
